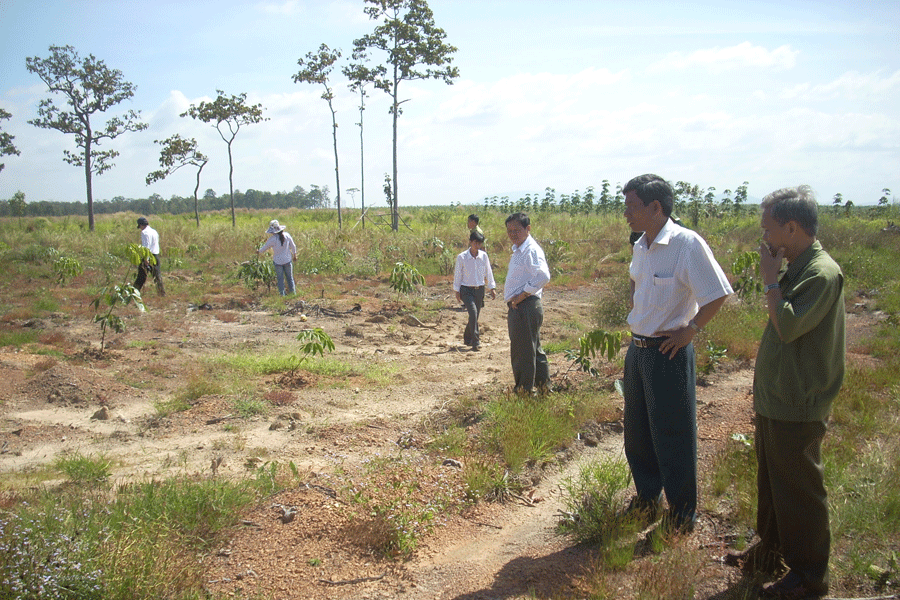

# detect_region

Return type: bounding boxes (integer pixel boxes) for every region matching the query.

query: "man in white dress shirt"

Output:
[504,212,552,394]
[623,174,732,533]
[453,230,497,350]
[135,216,165,296]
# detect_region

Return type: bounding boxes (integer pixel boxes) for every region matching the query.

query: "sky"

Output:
[0,0,898,210]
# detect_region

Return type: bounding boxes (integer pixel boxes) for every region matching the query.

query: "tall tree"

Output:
[181,90,266,227]
[343,62,372,229]
[352,0,459,231]
[293,44,344,228]
[25,45,148,230]
[146,135,209,227]
[0,108,20,173]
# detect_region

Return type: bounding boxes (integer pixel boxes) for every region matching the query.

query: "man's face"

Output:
[468,218,476,229]
[506,221,529,246]
[624,191,654,232]
[760,207,789,255]
[469,240,483,253]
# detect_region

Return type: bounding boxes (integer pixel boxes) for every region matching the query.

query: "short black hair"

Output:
[469,230,485,243]
[468,214,479,224]
[623,174,674,218]
[505,212,530,229]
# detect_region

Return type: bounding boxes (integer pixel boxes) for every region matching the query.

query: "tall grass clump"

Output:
[557,457,633,547]
[483,392,579,472]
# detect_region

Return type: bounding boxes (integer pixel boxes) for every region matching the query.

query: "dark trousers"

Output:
[135,254,164,295]
[507,295,549,392]
[460,285,485,346]
[623,341,697,524]
[755,414,830,593]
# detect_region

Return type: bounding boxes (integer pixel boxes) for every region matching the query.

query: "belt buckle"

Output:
[632,336,644,348]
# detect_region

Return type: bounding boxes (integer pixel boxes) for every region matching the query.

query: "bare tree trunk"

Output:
[329,99,342,229]
[193,167,202,227]
[227,141,235,227]
[84,130,95,231]
[358,90,366,229]
[391,67,399,232]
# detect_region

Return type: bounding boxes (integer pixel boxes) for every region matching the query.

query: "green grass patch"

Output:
[53,452,113,485]
[0,329,38,348]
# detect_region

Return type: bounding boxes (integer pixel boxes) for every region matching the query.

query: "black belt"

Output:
[460,285,484,289]
[631,334,666,348]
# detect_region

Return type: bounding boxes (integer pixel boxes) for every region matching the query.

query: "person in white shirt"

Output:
[622,174,732,534]
[453,230,497,350]
[258,219,298,296]
[504,212,551,394]
[134,216,165,296]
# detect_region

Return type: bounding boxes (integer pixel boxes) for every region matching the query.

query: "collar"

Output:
[640,218,677,249]
[783,240,822,281]
[512,234,533,253]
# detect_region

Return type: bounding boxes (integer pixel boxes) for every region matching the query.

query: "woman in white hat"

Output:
[258,219,298,295]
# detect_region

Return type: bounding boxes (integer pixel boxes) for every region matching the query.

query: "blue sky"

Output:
[1,0,898,209]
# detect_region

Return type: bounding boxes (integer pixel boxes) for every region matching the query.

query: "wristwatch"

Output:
[765,282,780,293]
[688,319,701,333]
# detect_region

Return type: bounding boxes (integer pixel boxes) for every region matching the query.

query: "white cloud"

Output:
[781,69,900,101]
[650,42,799,73]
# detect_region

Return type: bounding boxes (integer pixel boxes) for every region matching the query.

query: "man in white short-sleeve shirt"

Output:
[622,174,732,534]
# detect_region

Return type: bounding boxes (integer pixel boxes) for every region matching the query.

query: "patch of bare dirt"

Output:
[0,285,887,599]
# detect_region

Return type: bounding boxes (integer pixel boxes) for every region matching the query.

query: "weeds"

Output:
[557,456,633,545]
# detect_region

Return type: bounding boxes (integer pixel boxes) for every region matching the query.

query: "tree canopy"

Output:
[0,108,20,174]
[25,45,148,230]
[181,90,266,227]
[146,134,209,227]
[352,0,458,230]
[294,44,345,228]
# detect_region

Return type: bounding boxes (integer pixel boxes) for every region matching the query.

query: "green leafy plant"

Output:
[700,339,728,376]
[564,329,623,377]
[90,243,150,352]
[52,254,83,284]
[389,261,424,298]
[237,256,275,291]
[91,283,145,352]
[731,250,762,301]
[289,328,336,376]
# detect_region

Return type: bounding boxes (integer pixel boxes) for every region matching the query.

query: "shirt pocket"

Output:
[650,275,674,309]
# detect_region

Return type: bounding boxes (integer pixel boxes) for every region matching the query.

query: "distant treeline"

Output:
[0,184,331,218]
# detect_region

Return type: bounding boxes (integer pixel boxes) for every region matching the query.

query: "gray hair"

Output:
[761,185,819,237]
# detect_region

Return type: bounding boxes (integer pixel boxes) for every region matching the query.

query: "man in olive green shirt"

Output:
[728,186,845,600]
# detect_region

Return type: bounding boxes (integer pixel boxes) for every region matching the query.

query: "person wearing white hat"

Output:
[258,219,298,295]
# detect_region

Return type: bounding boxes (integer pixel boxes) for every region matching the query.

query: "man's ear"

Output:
[786,220,798,237]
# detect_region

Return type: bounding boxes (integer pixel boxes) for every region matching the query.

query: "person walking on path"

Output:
[134,216,165,296]
[503,212,551,395]
[258,219,298,296]
[725,185,845,600]
[453,229,497,351]
[622,173,732,533]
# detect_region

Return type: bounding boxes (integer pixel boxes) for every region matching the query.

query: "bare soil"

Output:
[0,279,885,600]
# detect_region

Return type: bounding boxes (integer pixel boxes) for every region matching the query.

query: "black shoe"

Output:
[762,570,827,599]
